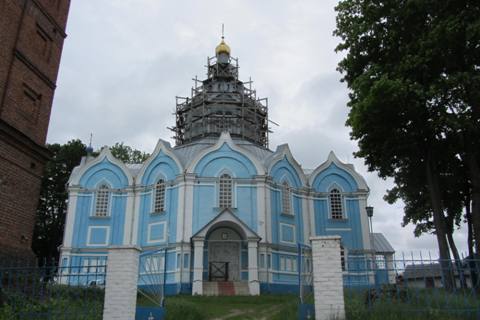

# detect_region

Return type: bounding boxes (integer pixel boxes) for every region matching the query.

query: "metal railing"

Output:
[0,258,106,319]
[344,253,480,319]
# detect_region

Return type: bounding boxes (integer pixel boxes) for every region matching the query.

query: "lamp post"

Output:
[366,206,375,286]
[366,206,374,228]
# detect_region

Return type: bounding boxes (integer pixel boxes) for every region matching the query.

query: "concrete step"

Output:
[203,281,219,296]
[233,281,249,295]
[202,281,250,296]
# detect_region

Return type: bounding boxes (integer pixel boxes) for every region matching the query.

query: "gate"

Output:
[136,249,167,320]
[298,243,315,320]
[209,261,229,281]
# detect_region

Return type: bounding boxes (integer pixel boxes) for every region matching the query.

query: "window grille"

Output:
[282,181,291,214]
[153,179,166,213]
[340,245,346,271]
[329,188,343,219]
[219,174,233,208]
[95,184,110,217]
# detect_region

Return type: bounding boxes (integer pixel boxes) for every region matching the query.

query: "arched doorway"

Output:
[207,227,242,281]
[191,209,261,295]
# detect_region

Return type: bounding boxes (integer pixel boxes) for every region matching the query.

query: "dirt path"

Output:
[211,304,282,320]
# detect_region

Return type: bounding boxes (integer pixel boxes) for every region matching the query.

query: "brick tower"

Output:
[0,0,71,262]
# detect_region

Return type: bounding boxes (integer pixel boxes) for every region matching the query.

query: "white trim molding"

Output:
[147,221,167,244]
[87,226,110,247]
[279,222,296,244]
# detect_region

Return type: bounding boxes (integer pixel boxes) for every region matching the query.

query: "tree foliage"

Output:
[335,0,480,289]
[110,142,150,164]
[33,140,149,262]
[33,140,87,263]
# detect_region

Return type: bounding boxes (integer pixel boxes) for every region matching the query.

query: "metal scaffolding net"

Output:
[170,52,271,148]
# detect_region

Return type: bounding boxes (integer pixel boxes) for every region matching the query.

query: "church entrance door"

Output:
[207,227,241,281]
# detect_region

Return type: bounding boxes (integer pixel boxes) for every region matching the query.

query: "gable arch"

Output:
[309,151,368,193]
[187,132,265,177]
[267,144,307,188]
[69,147,133,188]
[137,139,183,185]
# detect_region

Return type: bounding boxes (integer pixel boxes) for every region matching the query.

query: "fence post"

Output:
[310,236,345,320]
[103,245,141,320]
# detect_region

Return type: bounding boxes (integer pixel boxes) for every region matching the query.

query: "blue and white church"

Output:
[60,37,394,295]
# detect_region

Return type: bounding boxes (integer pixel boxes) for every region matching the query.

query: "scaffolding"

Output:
[170,54,271,148]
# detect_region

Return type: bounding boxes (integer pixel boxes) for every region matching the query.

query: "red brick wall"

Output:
[0,138,43,261]
[0,0,70,262]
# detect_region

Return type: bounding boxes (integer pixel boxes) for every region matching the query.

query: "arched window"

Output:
[95,184,110,217]
[153,179,166,213]
[282,181,292,215]
[219,173,233,208]
[329,188,343,219]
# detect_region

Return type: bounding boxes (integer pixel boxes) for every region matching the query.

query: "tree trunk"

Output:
[465,194,474,258]
[425,157,454,291]
[467,151,480,255]
[446,231,466,289]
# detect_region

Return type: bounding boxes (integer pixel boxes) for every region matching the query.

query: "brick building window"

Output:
[153,179,166,213]
[219,173,232,209]
[281,181,292,215]
[21,83,41,122]
[329,188,343,219]
[36,24,52,62]
[95,184,110,217]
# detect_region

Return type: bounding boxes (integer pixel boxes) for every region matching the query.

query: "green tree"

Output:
[33,140,150,263]
[110,142,150,164]
[33,140,87,263]
[334,0,480,289]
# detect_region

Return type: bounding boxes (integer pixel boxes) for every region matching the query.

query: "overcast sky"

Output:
[48,0,469,257]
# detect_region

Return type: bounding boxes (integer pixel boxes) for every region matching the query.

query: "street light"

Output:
[366,206,374,218]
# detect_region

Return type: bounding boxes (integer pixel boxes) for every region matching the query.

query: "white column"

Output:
[103,246,140,320]
[123,187,136,245]
[301,195,310,243]
[308,196,316,237]
[183,175,195,240]
[358,195,372,250]
[62,189,79,247]
[248,239,260,295]
[256,177,267,242]
[310,236,345,320]
[192,238,204,295]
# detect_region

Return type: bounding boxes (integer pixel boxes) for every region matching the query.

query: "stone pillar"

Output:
[103,246,140,320]
[192,237,204,295]
[248,239,260,295]
[310,236,345,320]
[385,253,396,284]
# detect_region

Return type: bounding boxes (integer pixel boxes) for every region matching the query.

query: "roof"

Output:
[372,233,395,254]
[404,264,443,279]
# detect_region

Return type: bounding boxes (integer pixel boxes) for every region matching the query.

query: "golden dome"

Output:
[215,39,231,55]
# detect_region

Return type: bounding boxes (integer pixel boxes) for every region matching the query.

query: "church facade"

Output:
[60,38,394,295]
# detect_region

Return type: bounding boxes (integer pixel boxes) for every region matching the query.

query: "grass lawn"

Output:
[2,286,479,319]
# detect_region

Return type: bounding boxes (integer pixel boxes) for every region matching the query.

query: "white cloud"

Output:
[48,0,469,256]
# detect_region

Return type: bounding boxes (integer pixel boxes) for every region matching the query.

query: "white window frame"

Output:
[279,222,296,244]
[328,186,345,220]
[147,221,167,244]
[281,181,293,216]
[151,179,166,214]
[86,226,110,247]
[218,173,233,209]
[93,183,111,217]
